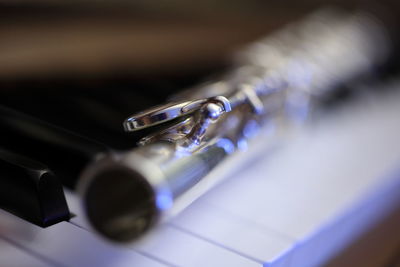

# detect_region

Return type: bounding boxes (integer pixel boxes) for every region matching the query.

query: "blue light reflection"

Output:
[216,138,235,155]
[156,190,173,211]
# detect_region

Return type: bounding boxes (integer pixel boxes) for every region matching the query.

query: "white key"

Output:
[66,191,261,266]
[132,225,261,267]
[0,210,166,267]
[0,237,53,267]
[289,173,400,267]
[171,200,294,266]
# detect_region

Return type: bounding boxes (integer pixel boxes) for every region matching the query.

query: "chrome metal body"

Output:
[78,9,389,243]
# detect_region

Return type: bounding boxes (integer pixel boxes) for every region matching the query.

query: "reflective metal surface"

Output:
[78,8,390,243]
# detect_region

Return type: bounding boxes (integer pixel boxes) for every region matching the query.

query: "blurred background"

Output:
[0,1,397,77]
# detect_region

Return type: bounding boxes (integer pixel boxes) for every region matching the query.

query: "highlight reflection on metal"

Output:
[124,96,231,147]
[123,96,231,132]
[78,9,390,243]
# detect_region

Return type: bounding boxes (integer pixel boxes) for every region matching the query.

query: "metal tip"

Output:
[82,166,158,243]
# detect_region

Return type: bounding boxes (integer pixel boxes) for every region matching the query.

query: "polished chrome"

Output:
[124,96,231,133]
[79,8,390,243]
[123,101,194,131]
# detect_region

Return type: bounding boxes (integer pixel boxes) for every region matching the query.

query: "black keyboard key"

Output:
[0,149,70,227]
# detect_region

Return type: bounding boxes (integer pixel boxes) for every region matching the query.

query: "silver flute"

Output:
[78,9,390,242]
